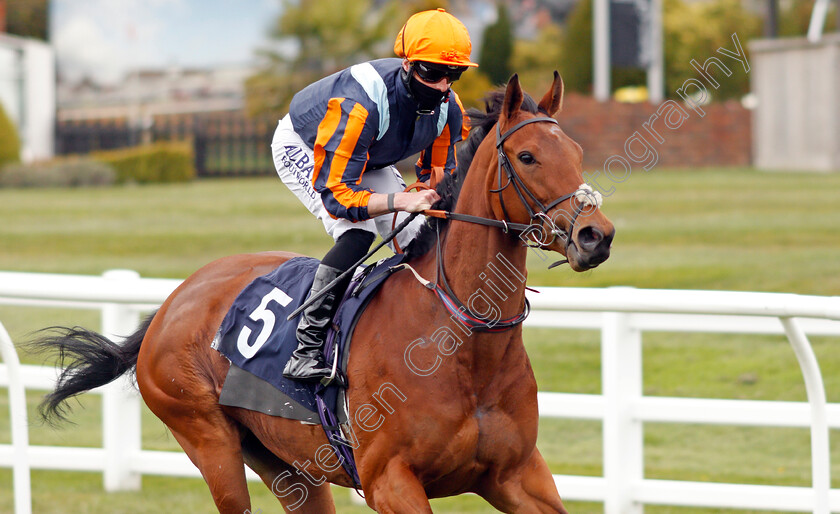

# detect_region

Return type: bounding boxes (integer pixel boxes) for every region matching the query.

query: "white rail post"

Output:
[646,0,664,103]
[780,317,830,514]
[0,321,32,514]
[101,270,142,491]
[807,0,832,42]
[602,310,644,514]
[593,0,611,101]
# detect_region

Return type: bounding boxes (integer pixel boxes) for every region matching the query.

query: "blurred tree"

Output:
[0,102,21,168]
[453,68,494,111]
[246,0,403,117]
[478,2,514,86]
[245,0,452,118]
[558,0,593,95]
[664,0,761,100]
[512,22,564,96]
[404,0,448,14]
[778,0,837,36]
[5,0,49,40]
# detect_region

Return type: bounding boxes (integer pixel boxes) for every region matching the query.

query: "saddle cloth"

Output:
[212,254,407,424]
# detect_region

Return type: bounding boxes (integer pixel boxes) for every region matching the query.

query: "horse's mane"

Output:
[405,88,545,259]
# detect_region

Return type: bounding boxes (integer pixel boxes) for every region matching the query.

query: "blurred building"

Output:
[57,64,253,123]
[751,33,840,172]
[0,33,55,162]
[0,0,55,161]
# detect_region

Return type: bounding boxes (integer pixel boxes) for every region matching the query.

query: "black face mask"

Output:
[401,67,449,115]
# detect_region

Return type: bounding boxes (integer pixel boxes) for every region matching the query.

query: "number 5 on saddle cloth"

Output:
[212,253,407,487]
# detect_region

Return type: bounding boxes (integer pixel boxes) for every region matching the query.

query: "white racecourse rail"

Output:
[1,269,840,514]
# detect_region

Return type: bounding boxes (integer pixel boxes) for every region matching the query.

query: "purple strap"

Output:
[315,277,363,489]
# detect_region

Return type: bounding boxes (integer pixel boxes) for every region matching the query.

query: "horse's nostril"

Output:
[576,226,604,252]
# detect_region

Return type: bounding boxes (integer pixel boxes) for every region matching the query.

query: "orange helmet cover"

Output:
[394,8,479,67]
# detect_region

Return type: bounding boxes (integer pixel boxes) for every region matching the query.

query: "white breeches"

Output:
[271,115,424,251]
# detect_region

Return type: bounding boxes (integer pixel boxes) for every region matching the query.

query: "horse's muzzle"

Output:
[566,225,614,271]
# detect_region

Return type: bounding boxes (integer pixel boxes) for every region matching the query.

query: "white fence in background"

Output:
[1,270,840,514]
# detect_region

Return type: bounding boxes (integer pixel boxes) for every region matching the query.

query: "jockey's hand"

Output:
[398,189,440,213]
[367,190,441,217]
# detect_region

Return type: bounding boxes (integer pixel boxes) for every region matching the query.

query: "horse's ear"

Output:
[501,73,524,122]
[538,70,565,116]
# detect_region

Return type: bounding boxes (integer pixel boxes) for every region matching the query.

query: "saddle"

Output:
[212,253,408,486]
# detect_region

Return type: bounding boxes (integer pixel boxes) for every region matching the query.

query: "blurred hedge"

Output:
[0,103,21,168]
[0,158,117,188]
[92,142,195,184]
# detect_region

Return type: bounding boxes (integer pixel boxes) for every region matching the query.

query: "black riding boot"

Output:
[283,263,348,382]
[283,229,374,382]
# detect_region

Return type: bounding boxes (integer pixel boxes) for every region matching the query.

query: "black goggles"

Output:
[413,61,468,83]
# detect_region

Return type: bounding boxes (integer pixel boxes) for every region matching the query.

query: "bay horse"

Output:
[36,73,614,513]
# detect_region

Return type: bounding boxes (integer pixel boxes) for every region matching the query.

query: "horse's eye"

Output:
[518,152,536,165]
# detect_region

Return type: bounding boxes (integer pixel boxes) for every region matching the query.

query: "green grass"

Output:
[1,167,840,512]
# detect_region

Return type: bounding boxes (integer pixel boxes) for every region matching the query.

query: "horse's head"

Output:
[489,72,615,271]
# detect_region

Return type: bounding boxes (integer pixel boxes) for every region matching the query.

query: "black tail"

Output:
[32,312,156,425]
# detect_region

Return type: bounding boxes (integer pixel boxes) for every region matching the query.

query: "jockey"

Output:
[272,8,478,382]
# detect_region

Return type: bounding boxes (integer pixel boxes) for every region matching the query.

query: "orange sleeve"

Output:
[311,98,376,221]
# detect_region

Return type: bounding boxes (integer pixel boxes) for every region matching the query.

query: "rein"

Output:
[296,116,602,329]
[429,223,530,332]
[419,116,590,332]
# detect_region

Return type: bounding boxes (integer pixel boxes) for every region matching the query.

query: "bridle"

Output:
[492,117,595,257]
[426,115,603,331]
[426,116,602,264]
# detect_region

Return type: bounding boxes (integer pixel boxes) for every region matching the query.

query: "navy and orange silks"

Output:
[288,58,469,222]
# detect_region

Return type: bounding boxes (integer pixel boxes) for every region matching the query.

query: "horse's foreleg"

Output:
[479,449,568,514]
[364,458,433,514]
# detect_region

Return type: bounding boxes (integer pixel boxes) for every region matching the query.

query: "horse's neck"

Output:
[411,160,531,382]
[439,220,528,319]
[439,151,529,317]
